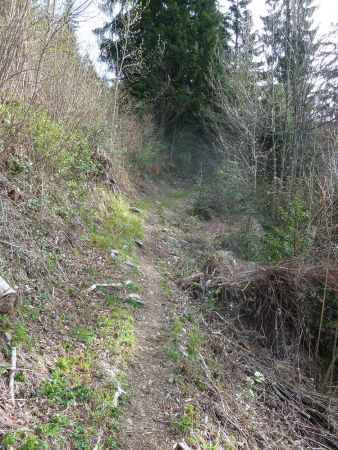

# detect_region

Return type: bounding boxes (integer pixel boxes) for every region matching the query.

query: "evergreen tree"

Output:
[96,0,228,167]
[226,0,253,64]
[261,0,318,188]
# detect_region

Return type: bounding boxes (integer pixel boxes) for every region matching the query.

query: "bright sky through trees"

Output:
[76,0,338,74]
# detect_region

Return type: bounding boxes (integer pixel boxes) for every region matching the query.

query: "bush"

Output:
[222,217,264,261]
[264,196,312,261]
[29,111,96,178]
[193,164,257,219]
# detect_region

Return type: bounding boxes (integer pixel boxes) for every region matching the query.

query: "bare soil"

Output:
[118,212,179,449]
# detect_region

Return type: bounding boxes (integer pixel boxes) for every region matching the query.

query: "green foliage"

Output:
[265,196,312,261]
[222,217,264,261]
[72,325,96,344]
[193,165,257,219]
[29,111,96,178]
[187,326,203,359]
[71,424,91,450]
[129,139,163,172]
[165,345,181,363]
[97,0,228,165]
[179,403,199,431]
[37,370,91,405]
[91,192,143,252]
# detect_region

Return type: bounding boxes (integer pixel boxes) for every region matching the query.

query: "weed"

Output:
[72,325,95,344]
[105,294,120,306]
[179,403,199,431]
[171,315,184,340]
[37,369,91,405]
[161,274,171,298]
[125,279,140,293]
[2,431,41,450]
[90,192,143,252]
[72,424,91,450]
[165,345,181,363]
[187,326,203,359]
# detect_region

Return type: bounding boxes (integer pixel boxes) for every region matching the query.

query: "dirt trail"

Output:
[118,211,178,449]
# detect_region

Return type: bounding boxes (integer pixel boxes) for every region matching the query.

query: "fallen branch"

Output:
[199,352,211,379]
[93,429,103,450]
[9,347,17,407]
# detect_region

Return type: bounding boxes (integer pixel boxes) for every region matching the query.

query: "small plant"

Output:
[72,325,95,344]
[187,326,203,359]
[223,435,238,450]
[125,279,140,292]
[165,345,181,363]
[179,403,199,431]
[246,371,265,397]
[37,370,91,405]
[72,424,91,450]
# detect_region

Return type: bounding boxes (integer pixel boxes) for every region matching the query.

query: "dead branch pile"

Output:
[183,260,338,374]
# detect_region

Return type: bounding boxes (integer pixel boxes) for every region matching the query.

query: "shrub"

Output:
[29,111,96,178]
[265,196,312,261]
[222,217,264,262]
[193,163,257,219]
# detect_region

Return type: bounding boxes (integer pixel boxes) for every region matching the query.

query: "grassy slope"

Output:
[0,131,146,449]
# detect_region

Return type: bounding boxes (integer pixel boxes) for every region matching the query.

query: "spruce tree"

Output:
[226,0,253,64]
[96,0,228,167]
[261,0,318,188]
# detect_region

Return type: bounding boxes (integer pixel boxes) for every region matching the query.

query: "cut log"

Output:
[0,276,19,313]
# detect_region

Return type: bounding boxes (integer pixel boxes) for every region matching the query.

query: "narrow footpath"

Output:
[118,211,179,449]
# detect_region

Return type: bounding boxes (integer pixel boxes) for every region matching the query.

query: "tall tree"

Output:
[262,0,319,190]
[226,0,253,65]
[96,0,228,167]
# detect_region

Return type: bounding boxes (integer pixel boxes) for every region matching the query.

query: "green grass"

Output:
[72,325,96,344]
[37,369,91,406]
[90,192,143,253]
[165,345,181,363]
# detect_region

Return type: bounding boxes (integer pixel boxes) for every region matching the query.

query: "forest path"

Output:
[117,209,179,449]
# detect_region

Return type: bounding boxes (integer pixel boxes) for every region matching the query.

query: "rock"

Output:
[127,293,141,301]
[134,239,144,249]
[125,293,145,306]
[124,261,138,270]
[129,207,142,214]
[0,173,10,188]
[173,442,192,450]
[0,276,19,313]
[166,235,182,248]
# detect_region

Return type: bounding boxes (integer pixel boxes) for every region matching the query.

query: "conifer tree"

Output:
[96,0,228,166]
